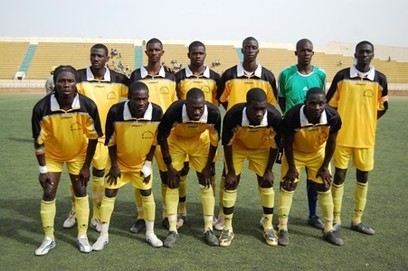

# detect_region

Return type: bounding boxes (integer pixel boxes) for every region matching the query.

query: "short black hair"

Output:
[246,88,266,103]
[91,43,109,56]
[53,65,78,85]
[128,81,149,99]
[296,38,313,50]
[146,38,163,49]
[305,87,326,101]
[355,40,374,52]
[186,88,204,100]
[188,41,206,52]
[242,36,258,47]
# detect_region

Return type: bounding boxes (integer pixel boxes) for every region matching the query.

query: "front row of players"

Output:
[32,66,344,255]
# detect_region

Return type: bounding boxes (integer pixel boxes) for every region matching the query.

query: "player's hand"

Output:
[167,166,180,189]
[316,166,332,189]
[282,167,298,191]
[105,165,120,186]
[141,160,152,184]
[225,172,238,190]
[78,166,91,187]
[198,165,212,188]
[261,169,274,187]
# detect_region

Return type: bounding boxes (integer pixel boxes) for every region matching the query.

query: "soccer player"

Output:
[215,36,279,230]
[278,38,327,230]
[32,65,103,255]
[219,88,282,247]
[62,43,129,231]
[157,88,221,248]
[174,40,221,229]
[92,82,163,251]
[129,38,177,233]
[217,36,278,111]
[277,88,343,246]
[326,41,388,234]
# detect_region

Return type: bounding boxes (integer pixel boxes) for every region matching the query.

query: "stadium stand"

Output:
[0,41,29,79]
[205,45,238,74]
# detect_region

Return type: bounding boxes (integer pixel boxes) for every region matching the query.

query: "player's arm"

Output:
[222,110,239,190]
[325,71,343,105]
[282,128,298,191]
[79,139,97,187]
[105,145,120,186]
[377,75,389,119]
[34,141,52,190]
[278,97,286,114]
[217,72,228,110]
[316,131,337,188]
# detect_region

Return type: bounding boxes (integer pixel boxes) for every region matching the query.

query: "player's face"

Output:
[186,97,205,121]
[242,40,259,62]
[55,71,77,98]
[355,43,374,66]
[296,42,314,66]
[304,93,326,120]
[129,89,149,117]
[188,46,206,67]
[145,42,164,63]
[246,100,267,126]
[90,48,109,69]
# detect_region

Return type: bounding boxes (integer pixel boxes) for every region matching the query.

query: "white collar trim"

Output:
[299,105,327,127]
[86,66,111,81]
[181,103,208,123]
[185,65,210,78]
[141,65,166,78]
[50,93,80,111]
[237,62,262,77]
[241,107,268,127]
[123,101,153,120]
[350,65,375,81]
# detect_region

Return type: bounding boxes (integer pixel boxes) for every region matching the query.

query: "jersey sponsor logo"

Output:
[70,122,82,131]
[160,87,170,94]
[142,131,154,139]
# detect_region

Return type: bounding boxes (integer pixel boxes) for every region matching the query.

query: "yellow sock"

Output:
[259,187,275,229]
[317,190,334,233]
[353,181,368,225]
[74,195,90,236]
[331,183,344,225]
[134,188,143,219]
[141,193,156,222]
[201,186,215,230]
[278,188,294,231]
[100,196,116,226]
[178,175,187,215]
[92,175,105,221]
[211,174,216,198]
[222,189,237,231]
[40,199,56,240]
[165,188,179,231]
[161,183,168,218]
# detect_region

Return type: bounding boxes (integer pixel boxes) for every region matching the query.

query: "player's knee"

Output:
[42,192,56,201]
[315,183,330,192]
[333,168,347,185]
[105,188,118,198]
[356,170,369,183]
[93,167,105,177]
[73,186,87,197]
[257,176,273,188]
[140,189,151,197]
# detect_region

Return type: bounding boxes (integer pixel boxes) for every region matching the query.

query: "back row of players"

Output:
[32,37,388,255]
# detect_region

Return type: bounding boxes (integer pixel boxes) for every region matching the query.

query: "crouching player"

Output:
[92,82,163,250]
[277,88,343,246]
[32,65,102,255]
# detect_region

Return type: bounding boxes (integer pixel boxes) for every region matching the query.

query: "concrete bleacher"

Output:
[258,48,295,75]
[205,45,238,75]
[0,41,29,79]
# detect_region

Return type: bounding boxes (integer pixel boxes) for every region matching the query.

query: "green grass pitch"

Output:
[0,94,407,270]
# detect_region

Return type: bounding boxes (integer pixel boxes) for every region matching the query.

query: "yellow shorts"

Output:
[168,133,212,172]
[46,156,85,175]
[226,145,270,176]
[333,146,374,171]
[280,149,328,184]
[154,146,167,172]
[93,141,109,170]
[104,169,154,190]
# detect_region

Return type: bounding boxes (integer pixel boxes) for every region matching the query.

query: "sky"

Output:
[1,0,407,47]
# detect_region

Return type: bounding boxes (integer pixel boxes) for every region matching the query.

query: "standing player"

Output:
[157,88,221,247]
[174,40,221,228]
[92,82,163,251]
[217,36,278,110]
[62,44,129,231]
[326,41,388,234]
[129,38,177,233]
[32,66,103,255]
[219,88,282,247]
[215,37,279,230]
[277,88,343,246]
[278,38,326,229]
